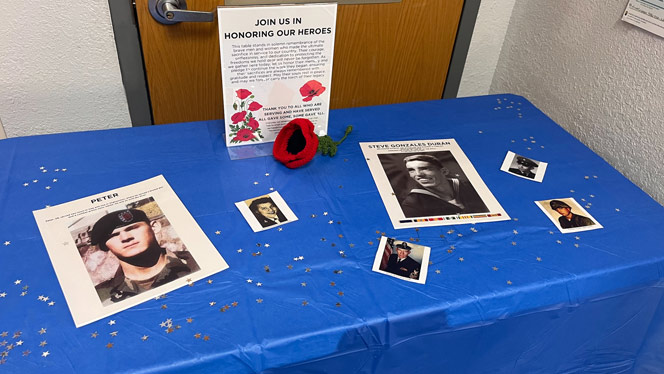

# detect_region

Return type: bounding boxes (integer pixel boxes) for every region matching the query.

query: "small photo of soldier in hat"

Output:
[373,236,430,284]
[536,197,603,233]
[501,151,547,182]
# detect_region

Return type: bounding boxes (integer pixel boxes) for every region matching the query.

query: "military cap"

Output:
[549,200,571,210]
[90,209,150,251]
[516,156,537,168]
[396,242,412,251]
[403,154,443,169]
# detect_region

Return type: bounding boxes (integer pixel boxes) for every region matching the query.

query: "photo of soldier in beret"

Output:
[536,197,602,233]
[76,201,200,305]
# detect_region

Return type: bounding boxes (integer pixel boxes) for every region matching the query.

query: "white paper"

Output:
[218,4,337,147]
[622,0,664,38]
[33,175,229,327]
[360,139,510,229]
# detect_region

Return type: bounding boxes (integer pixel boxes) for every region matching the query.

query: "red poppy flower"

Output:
[231,111,246,124]
[248,101,263,111]
[236,89,252,100]
[273,118,319,169]
[233,128,256,142]
[299,80,326,102]
[247,118,259,130]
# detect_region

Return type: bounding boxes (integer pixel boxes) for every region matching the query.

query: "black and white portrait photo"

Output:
[501,151,547,182]
[236,191,298,232]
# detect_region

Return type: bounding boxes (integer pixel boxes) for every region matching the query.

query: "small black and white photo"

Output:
[372,236,430,284]
[500,151,547,182]
[360,139,510,229]
[236,191,298,232]
[535,197,603,233]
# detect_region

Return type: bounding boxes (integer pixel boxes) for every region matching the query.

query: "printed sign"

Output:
[218,4,337,147]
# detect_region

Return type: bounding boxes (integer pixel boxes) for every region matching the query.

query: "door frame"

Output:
[108,0,480,127]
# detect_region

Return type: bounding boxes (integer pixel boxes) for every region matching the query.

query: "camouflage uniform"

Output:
[96,249,199,304]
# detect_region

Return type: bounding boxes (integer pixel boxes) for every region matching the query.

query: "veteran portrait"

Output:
[90,208,200,304]
[509,155,538,179]
[383,242,421,280]
[249,196,287,228]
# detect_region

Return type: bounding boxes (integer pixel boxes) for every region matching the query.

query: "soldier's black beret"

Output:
[90,209,150,250]
[549,200,571,210]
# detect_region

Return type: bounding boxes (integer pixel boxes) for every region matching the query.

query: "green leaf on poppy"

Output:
[250,95,254,99]
[241,102,245,108]
[233,103,237,110]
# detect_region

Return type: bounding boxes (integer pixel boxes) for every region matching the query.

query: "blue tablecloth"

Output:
[1,94,664,373]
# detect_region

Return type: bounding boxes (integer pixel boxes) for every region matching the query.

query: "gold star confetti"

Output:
[20,291,28,296]
[447,230,455,234]
[0,293,5,298]
[23,350,30,356]
[252,252,261,256]
[91,332,98,338]
[435,270,441,274]
[141,335,149,341]
[302,301,308,306]
[575,236,580,240]
[574,243,579,248]
[457,233,463,237]
[287,264,293,270]
[166,327,174,333]
[203,336,210,341]
[458,257,464,262]
[311,214,317,218]
[39,341,47,347]
[186,318,193,323]
[536,257,542,262]
[334,270,343,274]
[3,242,10,246]
[305,268,311,272]
[349,244,355,248]
[106,343,113,349]
[447,249,454,254]
[237,249,243,253]
[264,265,270,272]
[232,301,238,307]
[335,302,342,307]
[256,282,262,287]
[256,298,263,303]
[278,227,283,231]
[556,240,562,244]
[513,230,518,235]
[12,331,21,339]
[0,341,6,347]
[15,341,23,346]
[215,231,221,235]
[209,301,216,306]
[42,351,50,357]
[506,280,512,285]
[264,243,270,248]
[161,304,167,309]
[368,241,374,245]
[492,267,498,271]
[511,241,517,246]
[301,282,307,287]
[330,282,336,286]
[549,231,554,235]
[207,279,213,284]
[194,333,201,339]
[108,320,116,326]
[38,328,47,334]
[338,291,344,296]
[338,234,344,238]
[110,331,118,337]
[429,261,433,265]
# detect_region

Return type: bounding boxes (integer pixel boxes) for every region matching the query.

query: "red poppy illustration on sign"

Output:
[299,80,326,102]
[228,89,265,144]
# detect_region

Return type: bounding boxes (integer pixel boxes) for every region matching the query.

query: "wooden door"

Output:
[135,0,464,125]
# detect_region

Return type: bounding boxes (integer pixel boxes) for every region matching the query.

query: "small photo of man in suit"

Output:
[249,197,287,228]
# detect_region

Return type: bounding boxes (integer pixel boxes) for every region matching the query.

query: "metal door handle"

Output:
[148,0,215,24]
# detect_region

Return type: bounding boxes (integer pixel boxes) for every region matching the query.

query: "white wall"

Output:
[489,0,664,204]
[0,3,131,138]
[457,0,516,97]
